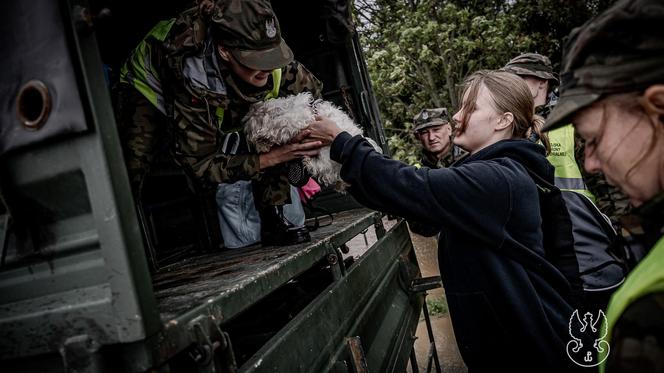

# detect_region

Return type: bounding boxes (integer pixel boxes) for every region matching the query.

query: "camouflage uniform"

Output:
[505,53,631,228]
[118,2,322,206]
[543,1,664,371]
[419,149,458,169]
[503,53,560,86]
[409,108,465,236]
[412,108,465,169]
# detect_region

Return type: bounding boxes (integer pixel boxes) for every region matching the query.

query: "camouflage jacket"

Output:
[419,145,465,169]
[120,8,322,187]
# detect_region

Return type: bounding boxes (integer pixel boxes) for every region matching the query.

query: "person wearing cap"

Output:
[503,53,594,200]
[307,70,577,370]
[543,0,664,370]
[504,53,634,230]
[116,1,324,246]
[408,108,465,237]
[412,108,465,169]
[503,53,559,119]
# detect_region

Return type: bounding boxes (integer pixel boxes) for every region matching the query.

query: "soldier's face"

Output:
[218,47,272,88]
[573,99,662,207]
[521,76,548,106]
[416,125,452,154]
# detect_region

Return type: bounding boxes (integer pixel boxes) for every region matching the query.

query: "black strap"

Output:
[305,198,334,231]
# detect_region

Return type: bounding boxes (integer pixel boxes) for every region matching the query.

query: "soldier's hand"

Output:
[258,130,323,169]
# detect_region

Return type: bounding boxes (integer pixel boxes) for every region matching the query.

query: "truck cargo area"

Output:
[0,1,424,371]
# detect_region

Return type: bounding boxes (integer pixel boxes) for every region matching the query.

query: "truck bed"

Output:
[152,208,381,324]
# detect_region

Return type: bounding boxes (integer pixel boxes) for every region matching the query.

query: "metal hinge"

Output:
[188,316,237,373]
[60,335,106,373]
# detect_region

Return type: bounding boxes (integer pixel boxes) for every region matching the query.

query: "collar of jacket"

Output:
[633,191,664,241]
[455,139,554,183]
[161,9,277,103]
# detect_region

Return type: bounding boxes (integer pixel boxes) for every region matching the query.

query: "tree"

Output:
[355,0,616,163]
[357,0,533,162]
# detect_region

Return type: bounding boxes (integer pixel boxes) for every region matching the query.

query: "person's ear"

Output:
[642,85,664,124]
[539,80,547,92]
[217,45,232,62]
[495,112,514,131]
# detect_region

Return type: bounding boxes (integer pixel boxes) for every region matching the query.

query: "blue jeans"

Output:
[216,181,305,249]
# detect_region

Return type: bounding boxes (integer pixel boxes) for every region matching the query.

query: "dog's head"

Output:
[243,92,316,152]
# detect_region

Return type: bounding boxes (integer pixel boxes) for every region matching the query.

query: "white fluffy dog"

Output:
[243,92,372,191]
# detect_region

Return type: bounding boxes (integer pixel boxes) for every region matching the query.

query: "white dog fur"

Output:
[243,92,372,191]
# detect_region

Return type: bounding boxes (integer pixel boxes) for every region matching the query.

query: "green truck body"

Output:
[0,1,430,371]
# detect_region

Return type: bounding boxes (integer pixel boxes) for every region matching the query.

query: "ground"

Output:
[407,231,467,373]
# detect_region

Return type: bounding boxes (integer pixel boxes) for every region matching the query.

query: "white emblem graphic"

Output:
[566,309,610,367]
[265,19,277,38]
[422,111,429,120]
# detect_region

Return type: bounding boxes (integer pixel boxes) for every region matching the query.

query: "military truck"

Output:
[0,0,439,372]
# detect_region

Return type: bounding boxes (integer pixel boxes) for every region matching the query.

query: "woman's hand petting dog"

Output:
[258,129,324,170]
[306,115,344,145]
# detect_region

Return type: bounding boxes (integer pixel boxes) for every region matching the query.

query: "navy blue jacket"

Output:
[331,133,577,371]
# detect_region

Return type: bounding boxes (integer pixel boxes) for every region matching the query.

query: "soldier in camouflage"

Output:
[503,53,558,119]
[408,108,465,237]
[117,0,324,246]
[542,1,664,370]
[412,108,465,169]
[504,53,631,228]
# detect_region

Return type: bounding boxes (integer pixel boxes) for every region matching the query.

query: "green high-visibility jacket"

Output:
[119,19,281,128]
[546,124,595,201]
[600,236,664,372]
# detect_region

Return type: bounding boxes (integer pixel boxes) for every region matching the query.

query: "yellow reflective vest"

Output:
[599,236,664,372]
[546,124,595,201]
[120,19,281,128]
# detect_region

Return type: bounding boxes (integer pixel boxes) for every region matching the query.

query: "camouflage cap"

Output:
[210,0,294,71]
[544,0,664,131]
[502,53,559,86]
[413,108,450,132]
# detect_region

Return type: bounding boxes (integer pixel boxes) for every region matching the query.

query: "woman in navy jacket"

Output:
[307,70,576,371]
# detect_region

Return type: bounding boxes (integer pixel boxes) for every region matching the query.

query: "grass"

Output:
[426,295,448,317]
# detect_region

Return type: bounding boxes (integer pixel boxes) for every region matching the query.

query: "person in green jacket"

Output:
[116,0,324,246]
[504,53,637,232]
[503,53,590,197]
[544,0,664,371]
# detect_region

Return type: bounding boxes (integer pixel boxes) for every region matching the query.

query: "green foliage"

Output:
[426,295,449,317]
[355,0,616,162]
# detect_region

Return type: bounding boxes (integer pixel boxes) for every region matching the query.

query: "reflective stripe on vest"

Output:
[546,124,595,201]
[120,19,176,114]
[600,236,664,372]
[215,69,282,132]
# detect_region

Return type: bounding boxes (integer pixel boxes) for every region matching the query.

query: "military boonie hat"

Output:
[211,0,294,71]
[544,0,664,131]
[503,53,559,86]
[413,108,450,132]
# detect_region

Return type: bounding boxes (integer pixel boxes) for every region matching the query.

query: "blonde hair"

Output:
[457,70,551,154]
